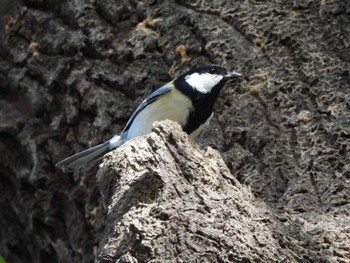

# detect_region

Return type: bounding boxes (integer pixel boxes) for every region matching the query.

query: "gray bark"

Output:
[1,0,349,262]
[97,120,294,262]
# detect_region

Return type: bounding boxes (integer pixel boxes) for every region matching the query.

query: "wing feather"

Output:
[121,83,174,134]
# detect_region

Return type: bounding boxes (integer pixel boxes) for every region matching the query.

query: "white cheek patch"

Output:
[185,73,223,93]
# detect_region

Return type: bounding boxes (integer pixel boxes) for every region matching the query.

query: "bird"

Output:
[56,64,241,172]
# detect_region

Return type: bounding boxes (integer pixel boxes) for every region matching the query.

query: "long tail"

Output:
[56,135,123,173]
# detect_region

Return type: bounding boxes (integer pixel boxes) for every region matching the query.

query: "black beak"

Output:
[225,70,242,79]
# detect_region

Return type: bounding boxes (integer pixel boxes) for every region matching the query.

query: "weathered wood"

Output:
[97,120,294,262]
[1,0,349,262]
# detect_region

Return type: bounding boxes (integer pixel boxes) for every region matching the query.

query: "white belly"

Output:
[125,89,193,139]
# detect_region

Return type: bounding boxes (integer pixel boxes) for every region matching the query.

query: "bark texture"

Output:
[1,0,350,262]
[97,120,294,262]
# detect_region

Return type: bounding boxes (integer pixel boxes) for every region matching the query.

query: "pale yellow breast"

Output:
[126,89,193,139]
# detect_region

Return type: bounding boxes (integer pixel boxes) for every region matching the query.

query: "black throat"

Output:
[174,77,227,135]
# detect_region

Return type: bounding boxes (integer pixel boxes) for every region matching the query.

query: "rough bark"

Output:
[1,0,350,262]
[97,120,294,262]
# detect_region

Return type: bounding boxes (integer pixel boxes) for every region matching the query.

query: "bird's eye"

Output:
[209,68,217,74]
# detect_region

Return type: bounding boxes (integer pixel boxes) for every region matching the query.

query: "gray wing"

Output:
[121,83,174,134]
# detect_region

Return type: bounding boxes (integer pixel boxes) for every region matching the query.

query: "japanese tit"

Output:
[56,64,241,172]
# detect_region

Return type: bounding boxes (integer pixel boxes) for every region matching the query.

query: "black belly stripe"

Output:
[173,76,226,136]
[183,105,213,135]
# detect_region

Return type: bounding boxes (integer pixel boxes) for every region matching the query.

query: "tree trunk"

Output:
[1,0,349,262]
[97,120,295,262]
